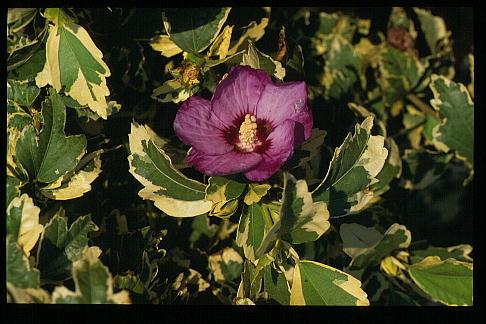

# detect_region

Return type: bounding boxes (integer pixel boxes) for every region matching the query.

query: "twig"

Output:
[406,94,437,117]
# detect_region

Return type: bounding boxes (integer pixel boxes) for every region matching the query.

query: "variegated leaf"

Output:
[313,116,388,217]
[290,260,369,306]
[128,122,212,217]
[6,194,43,256]
[37,8,111,119]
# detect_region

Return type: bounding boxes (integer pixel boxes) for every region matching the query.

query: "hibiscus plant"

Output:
[7,7,473,306]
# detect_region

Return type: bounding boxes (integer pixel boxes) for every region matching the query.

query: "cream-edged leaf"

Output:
[40,149,103,200]
[6,194,43,256]
[408,256,472,306]
[52,248,131,304]
[42,11,111,119]
[313,116,388,217]
[429,74,474,164]
[290,260,369,306]
[128,122,212,217]
[150,35,183,58]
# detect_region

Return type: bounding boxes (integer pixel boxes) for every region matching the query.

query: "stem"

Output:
[391,119,426,138]
[406,94,437,117]
[261,205,274,229]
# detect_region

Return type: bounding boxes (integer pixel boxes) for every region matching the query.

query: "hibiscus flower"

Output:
[173,65,312,181]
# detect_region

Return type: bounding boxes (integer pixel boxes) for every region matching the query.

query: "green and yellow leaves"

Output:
[340,223,411,271]
[150,35,183,58]
[313,116,388,217]
[206,176,246,218]
[209,247,244,283]
[7,194,43,256]
[128,122,212,217]
[37,8,111,119]
[236,204,266,262]
[37,210,99,280]
[15,89,87,184]
[6,239,41,289]
[413,8,451,55]
[263,265,290,305]
[40,149,103,200]
[163,8,231,54]
[408,256,472,306]
[256,173,330,258]
[429,75,474,164]
[290,260,369,305]
[52,249,131,304]
[242,41,286,80]
[378,46,427,106]
[244,183,271,205]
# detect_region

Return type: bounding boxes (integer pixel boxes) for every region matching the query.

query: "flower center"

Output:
[237,114,259,152]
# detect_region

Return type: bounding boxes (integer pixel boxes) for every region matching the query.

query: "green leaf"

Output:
[150,35,183,58]
[263,266,290,305]
[378,46,426,106]
[6,174,23,208]
[244,183,271,205]
[15,88,87,184]
[290,260,369,305]
[206,176,246,218]
[52,248,131,304]
[208,247,244,284]
[277,173,330,244]
[40,149,103,200]
[370,137,402,196]
[208,25,233,59]
[410,244,473,264]
[189,214,218,246]
[402,148,451,190]
[236,203,266,262]
[321,35,360,100]
[8,46,46,81]
[242,41,286,80]
[37,209,99,280]
[37,10,112,119]
[429,75,474,163]
[256,173,330,258]
[6,282,51,304]
[7,80,41,107]
[313,116,388,217]
[163,8,231,54]
[228,17,269,55]
[6,240,40,289]
[408,256,472,306]
[128,122,212,217]
[6,194,43,256]
[340,223,411,271]
[151,79,191,104]
[413,8,451,55]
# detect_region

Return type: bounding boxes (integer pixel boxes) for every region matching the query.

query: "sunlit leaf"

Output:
[40,149,103,200]
[290,260,369,305]
[408,256,472,306]
[236,203,266,262]
[208,25,233,59]
[15,88,87,184]
[313,116,388,217]
[206,176,246,218]
[410,244,473,264]
[150,35,183,58]
[38,9,111,119]
[429,75,474,164]
[128,122,212,217]
[6,239,40,289]
[163,8,231,54]
[244,183,271,205]
[52,248,131,304]
[242,40,286,80]
[340,223,411,271]
[7,194,43,256]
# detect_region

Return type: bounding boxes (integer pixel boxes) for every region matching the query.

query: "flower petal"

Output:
[187,149,262,177]
[174,96,234,155]
[244,120,296,181]
[211,65,272,126]
[256,81,312,140]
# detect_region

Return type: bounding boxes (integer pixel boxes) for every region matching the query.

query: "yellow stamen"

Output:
[237,114,258,152]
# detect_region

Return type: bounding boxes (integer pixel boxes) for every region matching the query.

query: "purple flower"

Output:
[173,65,313,182]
